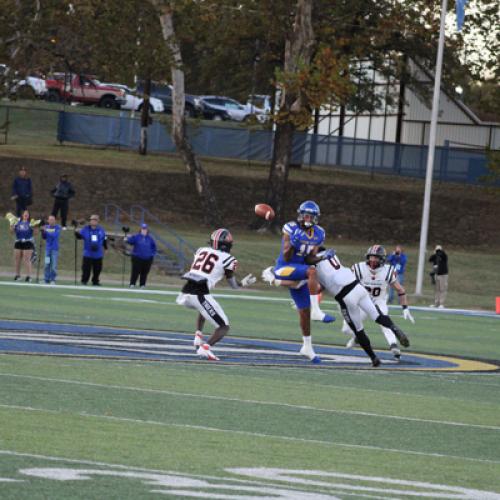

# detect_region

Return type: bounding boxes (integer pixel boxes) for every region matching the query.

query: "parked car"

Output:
[14,76,47,99]
[103,83,164,113]
[195,96,266,122]
[136,81,197,117]
[0,64,46,99]
[45,73,126,109]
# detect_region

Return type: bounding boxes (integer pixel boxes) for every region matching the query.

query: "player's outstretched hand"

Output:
[403,307,415,324]
[290,229,305,249]
[241,274,257,287]
[322,248,335,260]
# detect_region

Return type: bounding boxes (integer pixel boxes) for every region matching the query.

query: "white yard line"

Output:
[0,281,498,317]
[1,403,499,466]
[0,372,498,431]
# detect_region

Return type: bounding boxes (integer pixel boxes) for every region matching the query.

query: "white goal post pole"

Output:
[415,0,448,296]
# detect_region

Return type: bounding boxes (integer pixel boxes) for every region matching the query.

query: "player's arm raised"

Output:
[282,232,295,262]
[393,280,415,323]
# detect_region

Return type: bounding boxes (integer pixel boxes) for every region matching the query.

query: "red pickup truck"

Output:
[45,74,126,109]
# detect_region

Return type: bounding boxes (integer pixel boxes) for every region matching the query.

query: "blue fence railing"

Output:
[104,204,195,274]
[57,111,497,185]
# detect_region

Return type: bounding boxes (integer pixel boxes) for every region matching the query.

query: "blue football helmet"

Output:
[297,200,320,228]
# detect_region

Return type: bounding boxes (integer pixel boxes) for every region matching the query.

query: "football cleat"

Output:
[371,356,381,367]
[311,312,336,323]
[391,324,410,348]
[299,345,321,364]
[197,343,219,361]
[390,343,401,361]
[193,331,205,348]
[346,336,358,349]
[261,266,276,285]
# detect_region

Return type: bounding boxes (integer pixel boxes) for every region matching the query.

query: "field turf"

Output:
[0,282,499,499]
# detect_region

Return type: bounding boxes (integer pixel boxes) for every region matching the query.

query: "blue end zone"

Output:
[0,319,497,372]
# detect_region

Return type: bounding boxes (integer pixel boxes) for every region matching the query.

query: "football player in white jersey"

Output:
[315,249,410,367]
[176,228,256,361]
[343,245,415,360]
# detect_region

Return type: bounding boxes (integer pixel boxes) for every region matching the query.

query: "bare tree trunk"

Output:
[139,77,151,155]
[154,2,221,226]
[266,0,314,227]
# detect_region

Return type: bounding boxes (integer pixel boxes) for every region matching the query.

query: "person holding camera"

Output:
[41,215,61,284]
[124,223,157,288]
[75,214,107,286]
[429,245,448,308]
[51,174,75,230]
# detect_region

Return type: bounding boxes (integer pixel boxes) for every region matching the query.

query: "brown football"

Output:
[255,203,275,220]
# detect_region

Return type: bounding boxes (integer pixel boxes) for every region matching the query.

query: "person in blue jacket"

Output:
[41,215,61,284]
[75,214,107,286]
[11,167,33,216]
[387,245,408,303]
[125,223,157,288]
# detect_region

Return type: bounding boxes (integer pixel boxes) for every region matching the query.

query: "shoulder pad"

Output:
[283,221,298,235]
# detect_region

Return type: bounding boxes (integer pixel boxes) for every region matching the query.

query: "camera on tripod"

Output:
[71,219,78,228]
[122,225,130,234]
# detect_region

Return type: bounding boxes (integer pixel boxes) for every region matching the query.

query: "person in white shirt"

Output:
[315,248,410,367]
[176,228,256,361]
[344,245,415,360]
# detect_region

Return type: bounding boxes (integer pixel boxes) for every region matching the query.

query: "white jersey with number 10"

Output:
[315,255,357,296]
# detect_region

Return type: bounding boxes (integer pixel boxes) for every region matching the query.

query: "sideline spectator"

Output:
[41,215,61,284]
[11,210,36,282]
[387,245,407,303]
[11,167,33,216]
[429,245,448,308]
[51,174,75,229]
[75,214,107,286]
[125,223,157,288]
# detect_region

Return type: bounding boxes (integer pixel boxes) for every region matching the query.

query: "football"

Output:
[255,203,275,221]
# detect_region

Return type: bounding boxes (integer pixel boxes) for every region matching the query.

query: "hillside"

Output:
[1,151,499,248]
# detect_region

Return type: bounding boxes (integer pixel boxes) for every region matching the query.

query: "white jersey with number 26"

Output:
[315,254,357,296]
[352,262,397,305]
[185,246,238,290]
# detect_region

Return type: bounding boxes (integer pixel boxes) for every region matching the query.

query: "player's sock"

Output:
[354,329,377,361]
[310,294,335,322]
[302,335,312,349]
[310,294,323,316]
[382,328,397,346]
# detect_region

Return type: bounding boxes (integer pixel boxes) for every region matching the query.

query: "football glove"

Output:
[290,229,305,249]
[241,273,257,287]
[402,307,415,324]
[322,248,335,260]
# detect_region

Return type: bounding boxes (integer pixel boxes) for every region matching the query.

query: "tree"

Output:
[150,0,221,226]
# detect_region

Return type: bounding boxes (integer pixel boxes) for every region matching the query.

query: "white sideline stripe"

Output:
[1,403,500,466]
[0,372,498,432]
[0,281,498,317]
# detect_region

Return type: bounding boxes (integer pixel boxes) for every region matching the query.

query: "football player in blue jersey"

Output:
[262,201,335,363]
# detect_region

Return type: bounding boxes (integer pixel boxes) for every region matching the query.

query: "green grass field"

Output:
[1,99,499,498]
[0,281,499,499]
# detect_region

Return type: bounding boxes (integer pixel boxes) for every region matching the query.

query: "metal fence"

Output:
[58,111,496,185]
[0,104,495,185]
